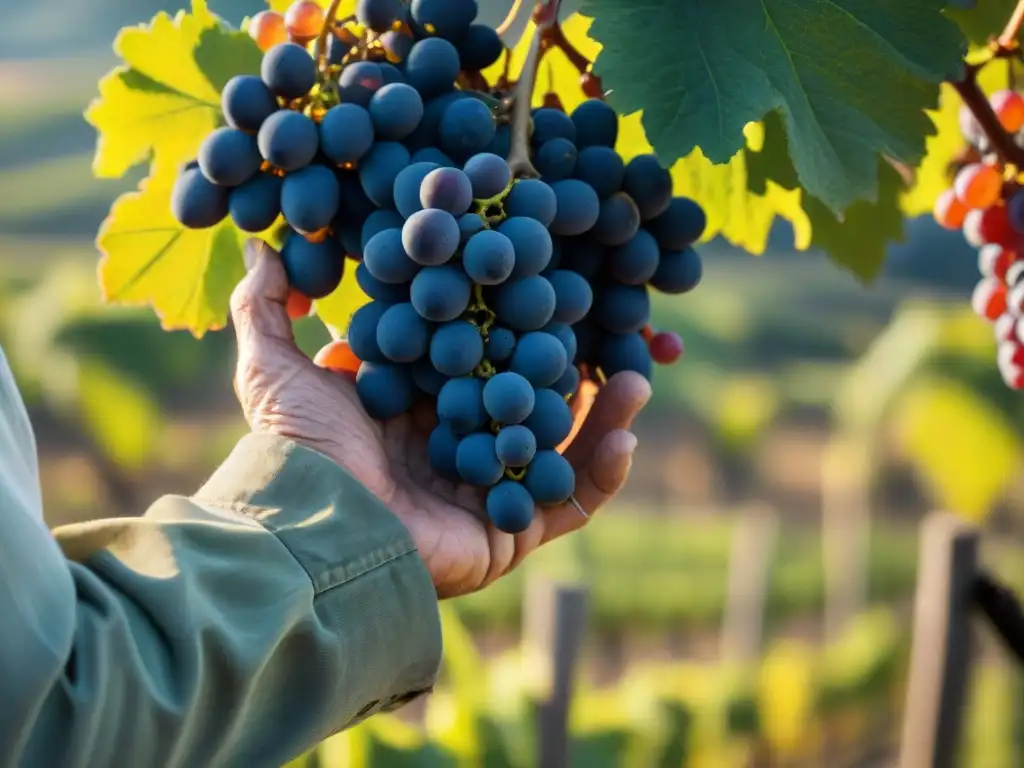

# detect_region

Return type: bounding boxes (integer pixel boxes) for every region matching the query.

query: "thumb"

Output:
[230,239,294,346]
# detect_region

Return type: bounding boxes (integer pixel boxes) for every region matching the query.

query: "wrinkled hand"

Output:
[231,240,651,598]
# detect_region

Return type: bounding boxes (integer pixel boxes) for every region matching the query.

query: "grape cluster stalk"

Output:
[170,0,706,532]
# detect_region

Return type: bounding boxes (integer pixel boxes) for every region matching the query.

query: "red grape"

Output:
[314,339,361,379]
[287,288,313,319]
[964,205,1014,248]
[954,163,1003,210]
[934,188,968,230]
[992,89,1024,133]
[649,331,684,364]
[285,0,325,43]
[250,11,288,51]
[978,244,1018,280]
[972,278,1007,321]
[996,313,1018,341]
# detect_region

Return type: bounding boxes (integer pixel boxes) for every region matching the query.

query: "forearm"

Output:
[4,434,442,768]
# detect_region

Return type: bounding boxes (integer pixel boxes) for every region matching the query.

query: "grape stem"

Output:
[506,0,563,178]
[496,0,526,38]
[948,0,1024,168]
[314,0,346,73]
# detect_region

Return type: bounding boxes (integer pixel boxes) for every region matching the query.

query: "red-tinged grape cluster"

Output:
[169,0,705,532]
[934,88,1024,389]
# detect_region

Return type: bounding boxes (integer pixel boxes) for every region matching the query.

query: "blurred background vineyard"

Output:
[5,1,1024,766]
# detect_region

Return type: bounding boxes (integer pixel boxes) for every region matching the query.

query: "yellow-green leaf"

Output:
[314,268,370,337]
[895,376,1022,522]
[86,0,262,179]
[96,168,246,337]
[486,14,811,255]
[77,359,164,470]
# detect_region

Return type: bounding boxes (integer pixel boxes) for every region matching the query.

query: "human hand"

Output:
[231,240,651,598]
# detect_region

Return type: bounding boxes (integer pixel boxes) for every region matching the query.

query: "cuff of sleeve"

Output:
[194,432,442,718]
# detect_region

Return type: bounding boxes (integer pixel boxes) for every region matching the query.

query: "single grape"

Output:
[483,372,535,424]
[462,229,515,285]
[933,188,969,231]
[437,376,488,434]
[376,302,432,363]
[356,362,415,421]
[412,147,455,166]
[356,0,402,32]
[257,110,319,172]
[405,37,461,98]
[592,191,641,246]
[485,326,516,362]
[339,61,385,107]
[280,230,345,299]
[608,229,660,285]
[490,275,557,331]
[393,162,441,219]
[363,228,421,283]
[649,330,684,364]
[412,357,449,395]
[338,225,362,258]
[622,155,673,220]
[284,0,325,41]
[287,288,314,321]
[361,209,405,251]
[229,173,283,233]
[369,83,425,141]
[649,197,707,249]
[487,481,535,533]
[595,284,650,334]
[458,212,487,243]
[320,103,376,165]
[197,127,261,187]
[499,217,553,278]
[410,0,477,41]
[378,62,405,85]
[531,108,577,146]
[431,320,484,376]
[410,264,472,321]
[463,152,512,199]
[440,98,497,160]
[573,146,624,199]
[336,170,377,223]
[347,300,390,363]
[964,205,1014,248]
[495,425,537,468]
[281,165,341,234]
[261,42,317,99]
[486,125,512,159]
[598,331,653,380]
[549,179,601,236]
[509,332,568,388]
[542,321,578,363]
[547,270,594,325]
[535,138,578,181]
[381,29,414,63]
[456,433,505,487]
[403,208,461,265]
[558,236,604,281]
[551,364,580,398]
[523,450,575,506]
[973,278,1007,321]
[171,167,229,229]
[570,99,618,148]
[523,388,573,449]
[358,262,409,303]
[992,89,1024,132]
[505,179,557,227]
[406,92,468,151]
[428,422,461,481]
[222,75,279,133]
[249,10,288,52]
[359,141,411,208]
[457,24,504,71]
[420,167,474,214]
[954,163,1003,210]
[651,247,703,294]
[996,313,1018,343]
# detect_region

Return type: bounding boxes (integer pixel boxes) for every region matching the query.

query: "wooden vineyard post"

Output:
[898,512,980,768]
[523,578,589,768]
[719,506,779,664]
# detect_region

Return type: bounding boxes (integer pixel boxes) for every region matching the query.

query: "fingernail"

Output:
[243,239,263,271]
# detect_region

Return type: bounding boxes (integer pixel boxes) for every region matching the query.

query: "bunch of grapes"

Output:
[933,88,1024,389]
[170,0,705,532]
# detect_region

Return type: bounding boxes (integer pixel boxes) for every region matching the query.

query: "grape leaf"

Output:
[96,168,246,337]
[486,14,812,254]
[580,0,965,214]
[86,0,262,179]
[945,0,1017,45]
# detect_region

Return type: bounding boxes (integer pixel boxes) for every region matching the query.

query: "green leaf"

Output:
[77,359,164,470]
[946,0,1017,45]
[85,0,262,179]
[97,168,246,337]
[581,0,965,213]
